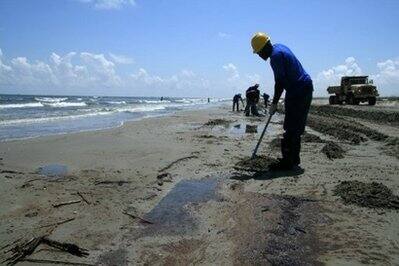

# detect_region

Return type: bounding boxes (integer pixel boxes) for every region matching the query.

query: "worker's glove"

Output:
[268,103,277,115]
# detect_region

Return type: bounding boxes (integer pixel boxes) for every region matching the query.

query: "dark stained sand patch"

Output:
[302,132,325,143]
[140,178,218,235]
[196,134,215,139]
[382,137,399,159]
[269,138,281,151]
[333,181,399,209]
[308,114,389,144]
[269,133,325,151]
[321,142,345,160]
[203,119,231,127]
[98,248,128,266]
[310,105,399,126]
[245,124,258,133]
[234,156,278,172]
[307,115,366,144]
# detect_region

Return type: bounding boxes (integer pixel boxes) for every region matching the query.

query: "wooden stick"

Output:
[38,218,76,228]
[1,237,23,252]
[23,258,95,266]
[122,211,154,225]
[53,200,81,208]
[4,237,43,265]
[159,155,198,172]
[0,169,24,174]
[76,192,90,205]
[94,180,132,186]
[4,236,89,265]
[42,238,89,257]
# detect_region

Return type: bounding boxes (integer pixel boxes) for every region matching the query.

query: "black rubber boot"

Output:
[292,137,301,166]
[269,138,294,171]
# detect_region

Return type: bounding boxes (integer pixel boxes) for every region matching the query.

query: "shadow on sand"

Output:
[231,166,305,181]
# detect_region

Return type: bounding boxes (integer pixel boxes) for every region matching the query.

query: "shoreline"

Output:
[0,103,225,143]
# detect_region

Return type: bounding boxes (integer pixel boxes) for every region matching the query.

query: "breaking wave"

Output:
[41,102,87,108]
[0,102,44,109]
[35,97,68,103]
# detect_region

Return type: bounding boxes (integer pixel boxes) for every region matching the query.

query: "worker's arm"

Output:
[270,52,286,106]
[269,81,284,115]
[272,81,284,104]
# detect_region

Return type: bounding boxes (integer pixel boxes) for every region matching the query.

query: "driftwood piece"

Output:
[0,169,24,174]
[4,237,43,265]
[4,236,89,265]
[53,200,81,208]
[94,180,132,186]
[38,217,76,229]
[159,155,198,172]
[122,211,153,225]
[23,258,95,265]
[1,237,23,252]
[76,192,90,205]
[41,238,89,257]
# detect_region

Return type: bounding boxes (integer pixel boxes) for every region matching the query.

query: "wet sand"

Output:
[0,103,398,265]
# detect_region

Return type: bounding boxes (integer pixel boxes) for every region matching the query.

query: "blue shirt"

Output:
[270,44,312,98]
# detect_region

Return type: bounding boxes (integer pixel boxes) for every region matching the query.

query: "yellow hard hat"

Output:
[251,32,270,54]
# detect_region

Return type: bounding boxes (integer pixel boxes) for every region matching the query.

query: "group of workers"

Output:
[232,84,270,116]
[230,32,313,171]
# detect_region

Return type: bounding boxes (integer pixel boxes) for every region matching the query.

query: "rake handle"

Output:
[251,114,273,159]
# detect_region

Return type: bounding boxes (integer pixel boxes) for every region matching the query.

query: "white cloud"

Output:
[109,53,134,64]
[218,32,231,39]
[79,0,135,10]
[314,57,362,95]
[80,52,122,86]
[0,49,212,96]
[371,58,399,96]
[129,68,210,95]
[315,57,362,90]
[315,57,399,96]
[223,63,240,82]
[222,63,264,92]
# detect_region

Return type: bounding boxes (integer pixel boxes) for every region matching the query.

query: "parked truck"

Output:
[327,76,378,105]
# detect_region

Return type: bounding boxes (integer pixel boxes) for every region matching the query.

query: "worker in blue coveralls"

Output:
[251,32,313,171]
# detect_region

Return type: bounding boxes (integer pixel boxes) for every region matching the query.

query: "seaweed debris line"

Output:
[334,180,399,209]
[234,156,278,172]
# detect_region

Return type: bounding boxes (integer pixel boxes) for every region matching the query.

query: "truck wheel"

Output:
[329,96,335,105]
[368,97,376,106]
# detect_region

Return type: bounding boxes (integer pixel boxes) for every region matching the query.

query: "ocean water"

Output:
[0,94,227,141]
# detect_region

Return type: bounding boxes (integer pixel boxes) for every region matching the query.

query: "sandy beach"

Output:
[1,102,398,265]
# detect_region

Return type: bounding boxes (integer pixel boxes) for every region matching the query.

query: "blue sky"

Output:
[0,0,398,97]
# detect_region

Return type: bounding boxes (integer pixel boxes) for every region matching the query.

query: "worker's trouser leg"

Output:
[282,89,313,166]
[233,101,239,111]
[250,104,259,116]
[245,102,251,116]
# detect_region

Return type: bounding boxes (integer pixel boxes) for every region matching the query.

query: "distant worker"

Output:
[262,93,270,107]
[160,96,164,101]
[232,93,244,112]
[245,84,260,116]
[207,97,210,103]
[251,32,313,170]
